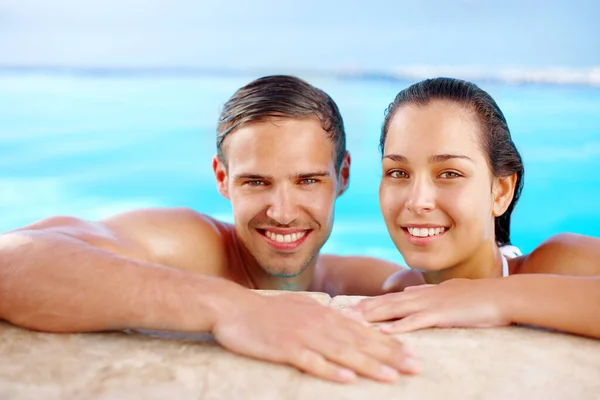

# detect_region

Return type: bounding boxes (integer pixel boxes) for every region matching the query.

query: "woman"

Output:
[352,77,600,338]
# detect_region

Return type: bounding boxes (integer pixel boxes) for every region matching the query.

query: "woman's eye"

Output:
[388,170,409,179]
[439,171,462,179]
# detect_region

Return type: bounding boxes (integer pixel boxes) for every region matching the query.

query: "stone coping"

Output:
[1,290,599,399]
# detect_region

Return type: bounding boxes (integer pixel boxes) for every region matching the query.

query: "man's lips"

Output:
[256,228,312,250]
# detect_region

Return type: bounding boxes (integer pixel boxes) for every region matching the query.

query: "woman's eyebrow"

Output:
[383,154,409,163]
[383,154,473,164]
[430,154,474,164]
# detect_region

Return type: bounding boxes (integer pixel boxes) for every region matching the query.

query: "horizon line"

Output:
[1,65,599,87]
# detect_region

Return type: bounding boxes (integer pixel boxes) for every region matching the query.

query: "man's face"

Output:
[214,118,349,277]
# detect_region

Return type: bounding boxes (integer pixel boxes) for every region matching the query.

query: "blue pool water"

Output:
[1,73,599,265]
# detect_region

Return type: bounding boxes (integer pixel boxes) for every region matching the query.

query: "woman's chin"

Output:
[403,254,450,273]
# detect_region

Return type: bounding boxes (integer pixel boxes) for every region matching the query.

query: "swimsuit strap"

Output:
[501,254,509,278]
[499,244,522,278]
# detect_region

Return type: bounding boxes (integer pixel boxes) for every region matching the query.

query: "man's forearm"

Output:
[0,230,245,333]
[502,274,600,338]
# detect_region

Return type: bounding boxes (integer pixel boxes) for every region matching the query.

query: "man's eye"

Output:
[439,171,462,179]
[245,180,265,186]
[299,178,318,185]
[388,170,409,179]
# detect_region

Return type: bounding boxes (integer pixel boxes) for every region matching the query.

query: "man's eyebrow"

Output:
[294,171,331,179]
[232,172,331,180]
[383,154,473,163]
[233,174,273,180]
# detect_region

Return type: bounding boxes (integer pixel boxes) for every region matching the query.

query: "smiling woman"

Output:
[352,77,600,339]
[379,78,523,282]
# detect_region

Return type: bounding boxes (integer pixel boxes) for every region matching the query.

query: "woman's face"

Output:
[379,100,507,272]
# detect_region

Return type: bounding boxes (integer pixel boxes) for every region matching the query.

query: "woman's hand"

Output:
[352,278,512,333]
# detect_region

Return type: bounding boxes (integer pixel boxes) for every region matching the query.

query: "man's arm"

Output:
[0,209,418,383]
[0,212,233,332]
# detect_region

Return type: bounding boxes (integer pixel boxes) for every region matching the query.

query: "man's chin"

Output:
[261,262,310,278]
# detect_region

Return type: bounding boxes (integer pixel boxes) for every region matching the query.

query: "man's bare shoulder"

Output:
[313,254,404,296]
[6,207,236,275]
[99,207,235,273]
[515,233,600,276]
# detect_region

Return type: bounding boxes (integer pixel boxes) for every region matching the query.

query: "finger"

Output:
[380,312,439,334]
[313,339,403,382]
[320,318,421,377]
[345,327,421,375]
[355,295,426,323]
[404,284,436,292]
[339,308,370,326]
[290,347,357,384]
[351,292,404,313]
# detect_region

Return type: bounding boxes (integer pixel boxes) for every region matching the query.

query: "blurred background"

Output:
[1,0,599,263]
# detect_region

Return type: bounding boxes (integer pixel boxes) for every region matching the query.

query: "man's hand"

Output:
[212,292,420,383]
[352,279,511,334]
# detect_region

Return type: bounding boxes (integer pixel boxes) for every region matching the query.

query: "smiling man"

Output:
[0,75,415,384]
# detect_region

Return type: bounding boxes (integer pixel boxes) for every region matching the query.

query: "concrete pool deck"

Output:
[1,290,599,399]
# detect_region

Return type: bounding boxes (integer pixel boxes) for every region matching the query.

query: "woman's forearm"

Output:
[501,274,600,338]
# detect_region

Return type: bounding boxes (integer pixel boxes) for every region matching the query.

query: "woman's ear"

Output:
[492,173,517,216]
[213,155,230,200]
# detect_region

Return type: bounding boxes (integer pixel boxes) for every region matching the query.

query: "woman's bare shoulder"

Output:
[511,233,600,276]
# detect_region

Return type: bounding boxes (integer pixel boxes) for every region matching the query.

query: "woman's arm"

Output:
[352,275,600,338]
[352,233,600,337]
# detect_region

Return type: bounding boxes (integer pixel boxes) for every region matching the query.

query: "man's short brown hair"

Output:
[217,75,346,172]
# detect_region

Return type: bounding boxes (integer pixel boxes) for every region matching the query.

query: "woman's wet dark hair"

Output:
[380,77,524,246]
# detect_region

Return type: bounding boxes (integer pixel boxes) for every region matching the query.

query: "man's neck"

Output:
[421,242,504,284]
[237,243,317,291]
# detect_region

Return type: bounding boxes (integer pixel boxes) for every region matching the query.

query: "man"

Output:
[0,75,415,384]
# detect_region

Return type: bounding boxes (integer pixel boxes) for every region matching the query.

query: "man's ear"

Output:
[337,152,351,197]
[492,173,517,217]
[213,155,230,200]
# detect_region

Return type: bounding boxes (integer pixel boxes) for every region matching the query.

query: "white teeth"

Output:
[407,227,446,237]
[265,230,307,243]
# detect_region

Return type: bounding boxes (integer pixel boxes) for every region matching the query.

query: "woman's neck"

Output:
[421,242,504,284]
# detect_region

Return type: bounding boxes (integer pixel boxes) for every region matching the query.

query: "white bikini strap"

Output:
[501,255,509,278]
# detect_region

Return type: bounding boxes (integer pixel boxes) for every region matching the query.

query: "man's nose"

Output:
[266,185,298,225]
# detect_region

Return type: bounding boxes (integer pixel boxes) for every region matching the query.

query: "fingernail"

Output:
[380,365,400,381]
[338,368,357,382]
[380,323,393,333]
[403,344,417,357]
[403,357,421,374]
